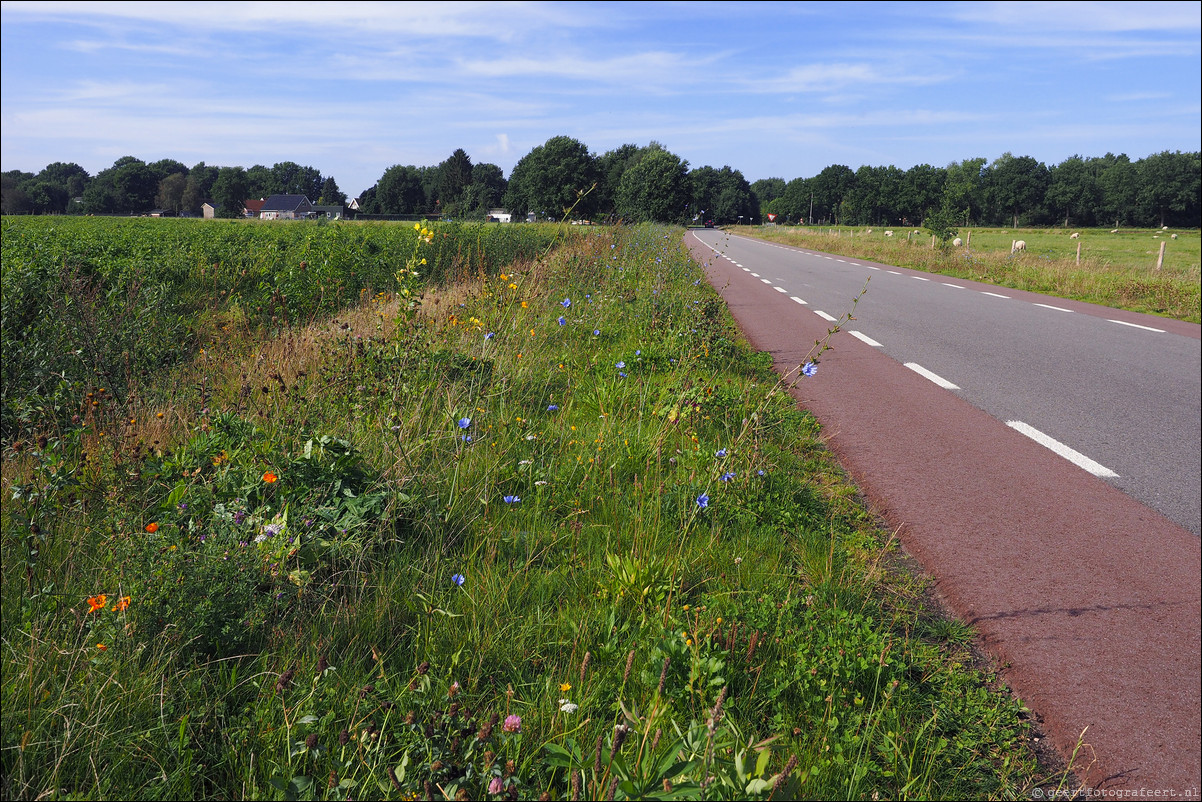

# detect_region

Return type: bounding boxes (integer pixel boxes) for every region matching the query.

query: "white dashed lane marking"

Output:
[1007,420,1120,478]
[849,331,883,347]
[905,363,960,390]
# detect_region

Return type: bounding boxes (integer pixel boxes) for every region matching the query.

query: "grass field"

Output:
[1,217,1068,799]
[730,225,1201,323]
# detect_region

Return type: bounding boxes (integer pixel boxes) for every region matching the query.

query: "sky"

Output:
[2,1,1200,199]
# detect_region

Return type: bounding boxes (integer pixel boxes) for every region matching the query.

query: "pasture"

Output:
[737,225,1201,323]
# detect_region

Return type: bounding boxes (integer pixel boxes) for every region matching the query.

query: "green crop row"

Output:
[0,217,566,441]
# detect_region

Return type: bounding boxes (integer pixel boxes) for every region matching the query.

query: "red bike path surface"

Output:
[685,233,1201,798]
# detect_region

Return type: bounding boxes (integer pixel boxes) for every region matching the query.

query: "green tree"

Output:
[596,143,646,216]
[1136,150,1201,228]
[271,161,322,199]
[1097,153,1139,228]
[809,165,854,224]
[155,172,188,214]
[435,148,473,216]
[504,136,599,219]
[182,162,218,214]
[317,176,346,206]
[616,146,690,224]
[80,156,157,214]
[942,157,987,225]
[211,167,249,217]
[689,165,754,225]
[750,177,786,208]
[984,153,1049,227]
[374,165,427,214]
[1046,155,1099,227]
[464,162,507,217]
[245,164,274,199]
[898,164,945,226]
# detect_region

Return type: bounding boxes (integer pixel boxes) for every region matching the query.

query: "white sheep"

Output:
[952,237,963,247]
[1111,229,1119,234]
[1070,232,1080,239]
[884,230,893,237]
[866,228,873,234]
[1171,233,1179,240]
[1012,240,1027,253]
[1162,226,1169,231]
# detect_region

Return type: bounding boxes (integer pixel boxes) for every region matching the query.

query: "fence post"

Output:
[1156,241,1166,271]
[931,235,936,248]
[1076,242,1081,265]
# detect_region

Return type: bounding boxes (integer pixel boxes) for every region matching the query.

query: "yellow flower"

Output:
[509,283,517,290]
[96,643,108,651]
[560,682,572,693]
[521,301,528,308]
[414,223,421,231]
[500,273,508,281]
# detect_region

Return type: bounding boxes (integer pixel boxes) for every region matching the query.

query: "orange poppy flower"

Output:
[87,595,107,613]
[262,471,278,484]
[145,522,159,533]
[114,596,131,612]
[96,643,108,651]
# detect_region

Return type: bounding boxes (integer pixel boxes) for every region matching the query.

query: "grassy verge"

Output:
[3,221,1048,799]
[728,225,1201,323]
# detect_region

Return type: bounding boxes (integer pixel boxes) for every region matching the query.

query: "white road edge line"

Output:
[760,279,773,284]
[1035,303,1074,313]
[790,296,808,305]
[1108,319,1165,333]
[904,362,960,389]
[1006,420,1120,478]
[849,331,883,347]
[913,276,930,281]
[943,283,965,289]
[981,291,1010,299]
[815,311,839,322]
[773,286,787,293]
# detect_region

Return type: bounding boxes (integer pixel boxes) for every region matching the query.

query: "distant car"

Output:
[704,219,714,228]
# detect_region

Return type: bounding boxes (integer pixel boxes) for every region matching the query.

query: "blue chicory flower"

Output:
[720,472,735,482]
[558,316,566,326]
[715,448,727,458]
[458,417,471,429]
[452,573,465,586]
[696,494,709,509]
[547,404,559,411]
[504,495,521,504]
[802,361,818,377]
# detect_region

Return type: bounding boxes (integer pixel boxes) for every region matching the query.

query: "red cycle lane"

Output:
[685,232,1201,797]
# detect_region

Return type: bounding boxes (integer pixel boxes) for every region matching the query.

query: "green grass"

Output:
[2,219,1047,799]
[730,225,1201,323]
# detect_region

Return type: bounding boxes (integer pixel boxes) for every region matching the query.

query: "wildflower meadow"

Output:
[1,217,1052,799]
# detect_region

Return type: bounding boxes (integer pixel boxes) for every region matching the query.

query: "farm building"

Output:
[260,195,315,220]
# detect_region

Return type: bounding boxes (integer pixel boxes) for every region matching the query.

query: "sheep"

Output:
[1111,229,1119,234]
[866,228,873,234]
[1162,226,1169,231]
[952,237,963,247]
[1012,240,1027,253]
[884,230,893,237]
[1171,233,1179,240]
[1070,232,1080,239]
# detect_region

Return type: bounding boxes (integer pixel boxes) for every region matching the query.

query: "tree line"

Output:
[3,140,1197,229]
[752,151,1200,230]
[1,158,346,217]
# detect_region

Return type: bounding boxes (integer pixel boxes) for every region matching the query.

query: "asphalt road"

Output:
[690,228,1201,537]
[686,228,1201,797]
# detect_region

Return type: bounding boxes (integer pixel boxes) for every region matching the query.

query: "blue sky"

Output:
[2,1,1199,198]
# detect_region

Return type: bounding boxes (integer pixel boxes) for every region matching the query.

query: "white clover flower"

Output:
[559,699,578,714]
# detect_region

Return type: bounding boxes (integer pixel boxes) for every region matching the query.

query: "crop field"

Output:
[734,225,1201,323]
[1,217,1058,799]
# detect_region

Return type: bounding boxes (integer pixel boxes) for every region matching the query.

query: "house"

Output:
[202,201,220,219]
[312,204,346,220]
[486,208,512,223]
[259,194,315,220]
[243,198,266,218]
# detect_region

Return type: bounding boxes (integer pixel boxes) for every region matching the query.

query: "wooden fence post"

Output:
[1076,242,1081,265]
[1156,241,1166,271]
